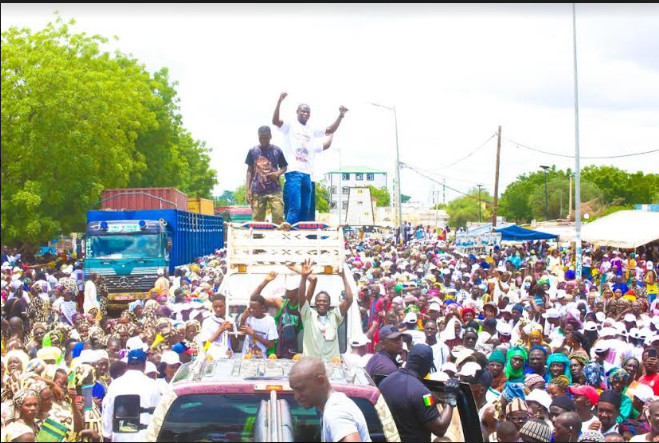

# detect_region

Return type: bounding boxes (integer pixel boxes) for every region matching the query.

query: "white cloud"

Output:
[2,3,658,206]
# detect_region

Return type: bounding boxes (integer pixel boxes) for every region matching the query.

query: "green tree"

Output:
[366,186,391,207]
[446,187,493,228]
[581,165,659,205]
[2,18,159,245]
[233,185,247,205]
[214,190,235,207]
[316,183,330,213]
[1,17,218,246]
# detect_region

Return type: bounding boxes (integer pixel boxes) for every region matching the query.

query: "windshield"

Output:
[157,393,385,442]
[86,234,163,259]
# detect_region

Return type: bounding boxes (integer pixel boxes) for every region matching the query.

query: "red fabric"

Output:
[639,373,659,396]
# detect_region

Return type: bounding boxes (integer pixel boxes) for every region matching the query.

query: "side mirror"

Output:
[113,395,141,433]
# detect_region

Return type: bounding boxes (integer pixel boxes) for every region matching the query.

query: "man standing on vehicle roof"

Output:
[290,356,371,442]
[290,259,354,361]
[245,126,288,224]
[272,92,348,225]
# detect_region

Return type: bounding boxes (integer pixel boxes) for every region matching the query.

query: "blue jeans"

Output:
[283,172,312,224]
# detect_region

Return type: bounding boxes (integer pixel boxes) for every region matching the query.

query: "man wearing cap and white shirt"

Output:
[401,312,426,346]
[102,349,161,442]
[542,308,562,343]
[343,335,373,369]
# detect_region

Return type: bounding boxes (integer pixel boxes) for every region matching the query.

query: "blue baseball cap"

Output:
[127,349,147,364]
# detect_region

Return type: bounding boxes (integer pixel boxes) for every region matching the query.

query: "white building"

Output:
[324,166,388,213]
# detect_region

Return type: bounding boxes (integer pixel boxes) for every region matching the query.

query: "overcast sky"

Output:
[3,3,658,205]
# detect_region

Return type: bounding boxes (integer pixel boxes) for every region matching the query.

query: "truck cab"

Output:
[85,219,169,308]
[142,357,482,442]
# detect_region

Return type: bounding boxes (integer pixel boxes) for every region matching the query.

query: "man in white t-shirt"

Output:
[272,92,348,224]
[239,294,278,358]
[290,356,371,442]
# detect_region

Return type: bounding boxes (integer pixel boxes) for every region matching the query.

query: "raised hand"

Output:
[339,105,349,115]
[300,259,316,277]
[265,271,278,282]
[279,92,288,102]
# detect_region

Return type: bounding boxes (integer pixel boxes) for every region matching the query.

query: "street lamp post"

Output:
[477,184,483,222]
[540,165,550,220]
[367,102,403,237]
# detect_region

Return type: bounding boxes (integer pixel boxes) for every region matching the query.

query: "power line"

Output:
[441,133,497,168]
[400,161,494,205]
[407,164,485,186]
[504,137,659,159]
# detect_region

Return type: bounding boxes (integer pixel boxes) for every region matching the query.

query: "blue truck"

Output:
[84,209,223,309]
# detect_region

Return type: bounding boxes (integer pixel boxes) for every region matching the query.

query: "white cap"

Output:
[526,389,552,411]
[456,361,482,378]
[428,302,441,312]
[624,313,637,323]
[595,312,606,323]
[350,335,371,347]
[429,371,449,382]
[629,328,640,339]
[638,328,652,339]
[647,261,654,270]
[145,361,158,375]
[542,308,561,319]
[592,340,611,353]
[126,336,148,352]
[441,362,458,374]
[584,321,598,332]
[285,275,301,292]
[556,290,567,299]
[652,316,659,327]
[634,383,655,403]
[496,322,512,336]
[79,350,100,364]
[613,322,628,335]
[161,350,181,366]
[600,327,618,338]
[403,312,418,324]
[157,268,165,276]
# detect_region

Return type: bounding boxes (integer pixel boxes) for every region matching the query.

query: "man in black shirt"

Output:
[245,126,288,223]
[379,344,455,442]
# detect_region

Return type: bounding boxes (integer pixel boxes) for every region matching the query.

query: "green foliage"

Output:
[447,187,492,228]
[366,186,391,207]
[234,185,247,205]
[315,183,330,213]
[498,165,658,223]
[1,17,217,246]
[214,190,235,207]
[401,194,411,203]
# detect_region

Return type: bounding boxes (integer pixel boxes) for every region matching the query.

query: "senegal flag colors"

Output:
[422,393,435,407]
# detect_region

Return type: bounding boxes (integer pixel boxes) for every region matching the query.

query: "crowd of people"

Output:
[2,228,659,442]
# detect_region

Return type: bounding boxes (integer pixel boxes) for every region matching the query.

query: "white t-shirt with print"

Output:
[279,120,325,175]
[322,391,372,442]
[241,315,278,357]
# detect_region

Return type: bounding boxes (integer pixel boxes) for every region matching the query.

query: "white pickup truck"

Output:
[217,221,364,355]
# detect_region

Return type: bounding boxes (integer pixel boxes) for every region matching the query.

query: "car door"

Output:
[422,380,484,443]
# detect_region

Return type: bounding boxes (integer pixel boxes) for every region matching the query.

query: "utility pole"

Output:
[442,178,446,205]
[573,3,583,280]
[568,173,573,221]
[491,125,502,227]
[477,184,484,222]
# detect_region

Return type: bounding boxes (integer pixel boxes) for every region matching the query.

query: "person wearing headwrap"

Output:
[4,388,41,439]
[546,352,573,384]
[505,346,528,383]
[27,281,49,326]
[583,361,604,390]
[47,366,84,442]
[569,353,589,385]
[526,329,550,354]
[547,375,570,398]
[0,420,35,442]
[461,307,475,324]
[608,368,634,422]
[42,329,64,349]
[524,373,546,391]
[488,349,508,393]
[26,322,49,359]
[70,363,103,442]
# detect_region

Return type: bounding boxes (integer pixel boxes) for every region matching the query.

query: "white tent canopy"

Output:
[581,210,659,249]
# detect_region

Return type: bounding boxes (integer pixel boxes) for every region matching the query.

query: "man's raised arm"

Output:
[272,92,287,128]
[325,106,348,135]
